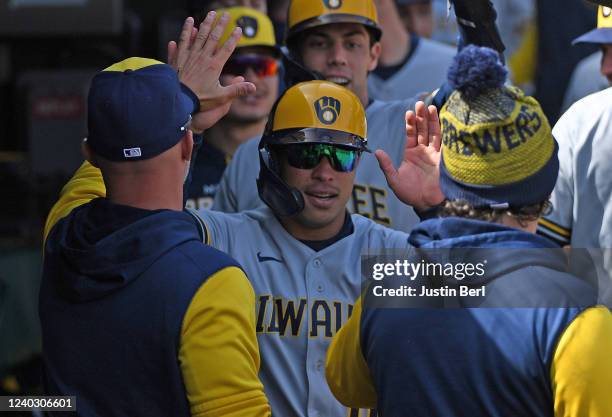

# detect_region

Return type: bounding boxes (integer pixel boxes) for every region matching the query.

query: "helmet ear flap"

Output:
[258,96,305,216]
[260,144,278,173]
[257,143,305,217]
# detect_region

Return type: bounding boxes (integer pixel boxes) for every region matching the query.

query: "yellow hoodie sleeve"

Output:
[552,305,612,417]
[325,296,377,409]
[180,266,271,417]
[43,161,106,242]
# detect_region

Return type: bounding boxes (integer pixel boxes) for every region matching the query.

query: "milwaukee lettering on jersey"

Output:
[256,296,354,338]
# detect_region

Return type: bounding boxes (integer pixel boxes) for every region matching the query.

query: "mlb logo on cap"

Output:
[123,147,143,158]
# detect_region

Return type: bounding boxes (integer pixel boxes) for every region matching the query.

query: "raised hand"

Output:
[375,101,445,211]
[167,12,257,132]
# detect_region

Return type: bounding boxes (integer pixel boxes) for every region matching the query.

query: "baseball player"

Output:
[537,92,612,308]
[326,45,612,417]
[561,5,612,112]
[213,0,428,233]
[186,7,279,210]
[41,13,271,417]
[45,77,444,417]
[369,0,456,101]
[538,4,612,308]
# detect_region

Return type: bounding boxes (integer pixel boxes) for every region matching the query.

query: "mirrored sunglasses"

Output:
[222,55,278,78]
[282,143,361,172]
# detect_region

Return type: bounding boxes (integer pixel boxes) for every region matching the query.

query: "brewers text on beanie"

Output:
[439,45,559,208]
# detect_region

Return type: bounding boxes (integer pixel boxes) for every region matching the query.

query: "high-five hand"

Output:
[168,12,257,132]
[375,101,445,211]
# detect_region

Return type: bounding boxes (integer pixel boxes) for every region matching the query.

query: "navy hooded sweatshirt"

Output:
[40,198,239,417]
[359,218,599,417]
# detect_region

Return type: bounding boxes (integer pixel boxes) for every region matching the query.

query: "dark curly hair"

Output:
[439,199,552,228]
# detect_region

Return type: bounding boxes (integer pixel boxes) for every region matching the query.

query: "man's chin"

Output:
[296,217,337,232]
[299,206,344,228]
[226,110,268,124]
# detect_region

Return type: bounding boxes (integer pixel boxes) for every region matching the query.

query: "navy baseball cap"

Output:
[574,5,612,45]
[87,57,199,161]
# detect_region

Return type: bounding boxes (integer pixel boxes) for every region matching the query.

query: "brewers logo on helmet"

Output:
[285,0,382,48]
[213,7,279,55]
[315,97,341,125]
[257,80,368,216]
[323,0,343,10]
[236,15,258,38]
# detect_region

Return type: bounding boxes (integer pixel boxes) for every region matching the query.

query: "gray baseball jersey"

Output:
[212,99,421,233]
[368,37,455,102]
[538,87,612,306]
[192,206,409,417]
[561,51,609,113]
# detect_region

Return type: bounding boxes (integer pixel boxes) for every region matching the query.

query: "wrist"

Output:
[415,203,444,221]
[413,193,445,213]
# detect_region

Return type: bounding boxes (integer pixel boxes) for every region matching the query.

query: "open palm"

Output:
[376,102,445,211]
[167,12,257,133]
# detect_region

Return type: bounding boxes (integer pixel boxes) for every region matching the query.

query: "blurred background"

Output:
[0,0,601,406]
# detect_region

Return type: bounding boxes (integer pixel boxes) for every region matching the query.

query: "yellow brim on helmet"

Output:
[285,0,382,46]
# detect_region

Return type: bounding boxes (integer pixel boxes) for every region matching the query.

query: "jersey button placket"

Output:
[306,256,321,417]
[308,257,324,417]
[313,259,324,292]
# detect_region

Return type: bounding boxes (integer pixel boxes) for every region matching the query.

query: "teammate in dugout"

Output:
[186,7,280,210]
[537,4,612,307]
[40,13,271,417]
[368,0,455,102]
[326,45,612,417]
[213,0,427,233]
[44,46,445,417]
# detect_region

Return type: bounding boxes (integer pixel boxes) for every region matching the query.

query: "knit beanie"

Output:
[439,45,558,209]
